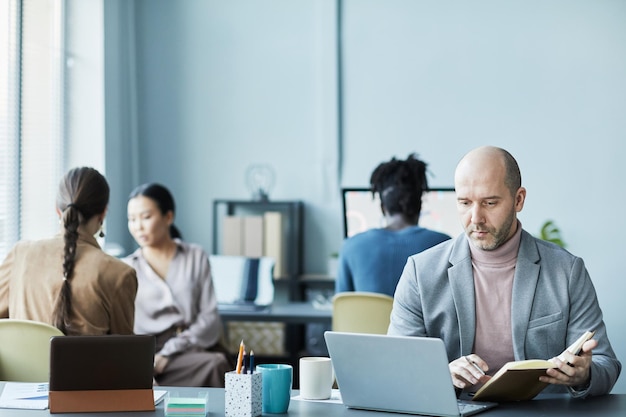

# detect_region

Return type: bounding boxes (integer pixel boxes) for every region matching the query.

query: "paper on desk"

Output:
[0,382,49,409]
[292,389,342,404]
[154,389,167,404]
[0,383,169,410]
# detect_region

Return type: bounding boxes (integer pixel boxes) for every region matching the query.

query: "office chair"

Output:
[331,292,394,334]
[0,318,64,382]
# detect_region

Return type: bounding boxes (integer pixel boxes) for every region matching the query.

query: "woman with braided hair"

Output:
[335,153,451,297]
[0,167,137,335]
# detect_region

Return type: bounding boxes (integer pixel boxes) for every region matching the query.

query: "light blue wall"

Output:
[124,0,341,271]
[104,0,626,392]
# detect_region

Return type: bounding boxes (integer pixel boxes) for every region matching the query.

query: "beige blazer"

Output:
[0,231,137,335]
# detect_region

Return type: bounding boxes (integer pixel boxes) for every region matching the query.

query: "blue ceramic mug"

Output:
[256,364,293,413]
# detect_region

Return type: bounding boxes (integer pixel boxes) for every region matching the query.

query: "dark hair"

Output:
[128,183,182,239]
[498,148,522,197]
[369,153,429,223]
[54,167,110,334]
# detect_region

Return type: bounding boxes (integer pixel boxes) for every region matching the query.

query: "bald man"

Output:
[388,146,621,398]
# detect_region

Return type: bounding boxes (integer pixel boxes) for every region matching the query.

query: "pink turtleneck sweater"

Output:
[469,223,522,375]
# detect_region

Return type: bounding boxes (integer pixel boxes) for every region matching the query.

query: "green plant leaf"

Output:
[539,220,566,248]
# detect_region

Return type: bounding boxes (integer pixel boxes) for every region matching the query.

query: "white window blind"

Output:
[0,1,20,260]
[0,0,65,261]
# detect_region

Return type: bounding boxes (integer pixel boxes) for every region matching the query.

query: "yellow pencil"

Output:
[236,340,244,374]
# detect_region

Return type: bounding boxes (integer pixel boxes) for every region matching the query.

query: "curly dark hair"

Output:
[369,153,429,222]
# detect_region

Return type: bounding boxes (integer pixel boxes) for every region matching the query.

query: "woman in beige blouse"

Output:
[123,183,231,387]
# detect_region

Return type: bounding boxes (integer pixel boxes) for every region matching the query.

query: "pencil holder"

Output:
[225,371,262,417]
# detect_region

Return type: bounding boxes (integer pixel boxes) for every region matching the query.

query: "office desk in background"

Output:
[219,301,333,385]
[218,301,332,324]
[1,383,624,417]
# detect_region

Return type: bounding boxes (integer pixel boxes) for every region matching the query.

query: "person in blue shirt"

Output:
[335,153,451,297]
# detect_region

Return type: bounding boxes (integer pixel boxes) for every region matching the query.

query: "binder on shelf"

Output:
[243,216,264,258]
[223,216,244,255]
[263,211,284,279]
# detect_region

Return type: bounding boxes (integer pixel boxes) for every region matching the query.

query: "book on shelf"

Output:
[472,330,595,402]
[263,211,284,278]
[222,215,265,258]
[221,212,285,279]
[243,216,264,258]
[222,216,244,256]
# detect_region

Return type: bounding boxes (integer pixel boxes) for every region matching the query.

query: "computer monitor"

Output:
[341,187,463,239]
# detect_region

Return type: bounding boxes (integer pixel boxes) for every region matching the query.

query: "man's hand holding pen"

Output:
[449,354,491,390]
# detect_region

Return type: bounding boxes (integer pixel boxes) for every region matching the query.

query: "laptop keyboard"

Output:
[457,399,488,415]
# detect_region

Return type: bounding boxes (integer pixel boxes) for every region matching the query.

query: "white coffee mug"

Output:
[299,356,334,400]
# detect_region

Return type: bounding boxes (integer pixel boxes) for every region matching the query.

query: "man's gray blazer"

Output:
[388,229,621,397]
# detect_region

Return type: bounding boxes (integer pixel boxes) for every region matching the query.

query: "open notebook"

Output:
[324,331,497,417]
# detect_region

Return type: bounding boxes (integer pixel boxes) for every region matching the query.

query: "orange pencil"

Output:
[236,340,244,374]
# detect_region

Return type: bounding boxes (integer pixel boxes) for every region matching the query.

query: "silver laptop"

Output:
[324,331,497,417]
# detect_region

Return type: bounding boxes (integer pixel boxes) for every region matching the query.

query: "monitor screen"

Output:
[341,188,463,239]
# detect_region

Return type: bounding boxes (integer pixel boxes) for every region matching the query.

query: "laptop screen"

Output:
[324,331,497,417]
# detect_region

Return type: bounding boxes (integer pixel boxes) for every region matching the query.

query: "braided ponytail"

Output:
[53,168,109,334]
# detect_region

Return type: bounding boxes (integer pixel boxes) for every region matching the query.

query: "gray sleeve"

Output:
[388,257,427,337]
[565,257,621,397]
